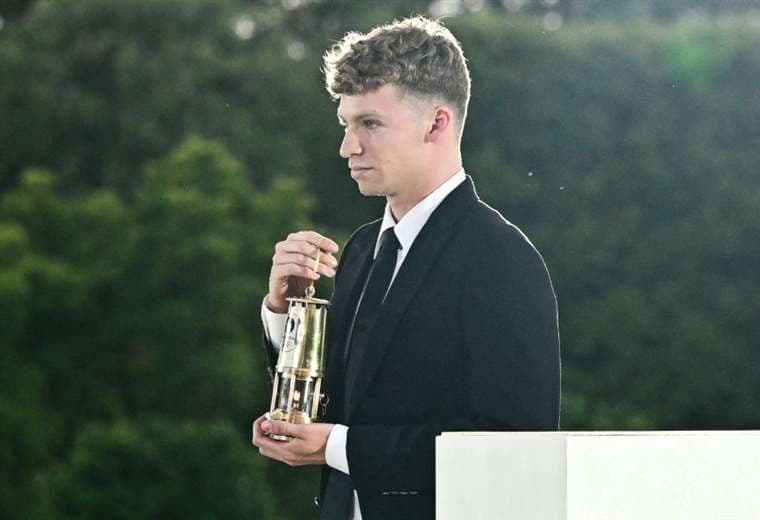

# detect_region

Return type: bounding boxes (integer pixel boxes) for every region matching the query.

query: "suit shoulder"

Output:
[345,218,381,248]
[332,218,381,285]
[460,201,556,303]
[464,200,540,254]
[339,218,381,261]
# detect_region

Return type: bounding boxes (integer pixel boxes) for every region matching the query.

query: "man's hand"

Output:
[252,414,334,466]
[266,231,340,313]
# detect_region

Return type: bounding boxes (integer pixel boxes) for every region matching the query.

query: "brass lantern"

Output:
[268,281,330,441]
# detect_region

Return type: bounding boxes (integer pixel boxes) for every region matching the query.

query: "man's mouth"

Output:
[350,166,373,178]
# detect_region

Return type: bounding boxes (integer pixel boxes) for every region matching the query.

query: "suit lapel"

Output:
[345,176,480,421]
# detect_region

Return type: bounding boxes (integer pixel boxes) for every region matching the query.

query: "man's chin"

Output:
[355,182,386,197]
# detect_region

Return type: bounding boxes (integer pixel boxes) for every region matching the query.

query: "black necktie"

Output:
[344,227,400,366]
[356,227,400,321]
[326,229,400,519]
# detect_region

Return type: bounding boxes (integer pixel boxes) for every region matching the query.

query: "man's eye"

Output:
[363,120,379,129]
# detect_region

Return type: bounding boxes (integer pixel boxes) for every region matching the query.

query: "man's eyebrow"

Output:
[337,111,383,124]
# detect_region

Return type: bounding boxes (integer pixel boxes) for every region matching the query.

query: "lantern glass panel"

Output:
[292,378,316,415]
[276,375,293,410]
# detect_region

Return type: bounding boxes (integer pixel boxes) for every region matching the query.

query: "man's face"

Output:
[337,84,429,199]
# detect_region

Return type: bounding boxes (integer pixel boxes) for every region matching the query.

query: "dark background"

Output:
[2,0,759,517]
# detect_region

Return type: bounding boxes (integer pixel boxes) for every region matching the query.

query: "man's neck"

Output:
[388,163,462,220]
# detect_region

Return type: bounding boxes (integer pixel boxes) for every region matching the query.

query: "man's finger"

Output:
[252,414,270,446]
[265,419,304,439]
[274,247,338,269]
[273,263,320,281]
[288,231,339,253]
[274,254,337,276]
[257,440,290,464]
[277,240,321,259]
[254,426,291,455]
[274,259,336,279]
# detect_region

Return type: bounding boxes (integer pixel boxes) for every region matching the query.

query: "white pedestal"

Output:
[436,431,760,520]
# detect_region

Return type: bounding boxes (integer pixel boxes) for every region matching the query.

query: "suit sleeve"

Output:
[346,223,560,497]
[461,226,561,430]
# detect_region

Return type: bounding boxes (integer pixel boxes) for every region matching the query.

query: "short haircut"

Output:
[323,16,471,133]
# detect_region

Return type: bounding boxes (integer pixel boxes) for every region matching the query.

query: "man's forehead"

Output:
[336,85,403,120]
[337,96,383,120]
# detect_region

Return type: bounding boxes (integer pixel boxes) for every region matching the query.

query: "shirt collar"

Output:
[375,168,466,258]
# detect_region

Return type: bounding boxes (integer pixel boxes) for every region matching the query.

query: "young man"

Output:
[253,16,560,520]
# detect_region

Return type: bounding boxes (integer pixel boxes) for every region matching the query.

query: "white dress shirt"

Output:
[262,169,466,519]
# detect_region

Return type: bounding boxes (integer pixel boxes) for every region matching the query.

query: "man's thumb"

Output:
[266,420,302,439]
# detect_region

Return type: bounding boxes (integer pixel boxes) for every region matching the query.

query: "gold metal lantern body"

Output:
[269,291,329,441]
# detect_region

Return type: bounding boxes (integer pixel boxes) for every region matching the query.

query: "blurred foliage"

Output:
[34,418,275,519]
[0,135,313,517]
[452,15,760,429]
[1,0,760,518]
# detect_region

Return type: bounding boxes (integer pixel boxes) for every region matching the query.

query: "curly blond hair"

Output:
[323,16,471,132]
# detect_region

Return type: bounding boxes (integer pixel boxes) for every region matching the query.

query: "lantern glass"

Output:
[276,375,293,411]
[292,378,316,415]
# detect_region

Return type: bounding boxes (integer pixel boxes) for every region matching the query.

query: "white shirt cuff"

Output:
[261,296,288,351]
[325,424,350,475]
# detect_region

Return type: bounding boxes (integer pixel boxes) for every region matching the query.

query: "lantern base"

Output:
[266,408,316,441]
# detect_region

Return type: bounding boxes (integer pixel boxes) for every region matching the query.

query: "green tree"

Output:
[0,137,318,517]
[0,0,327,196]
[452,16,760,428]
[118,135,312,424]
[39,418,275,519]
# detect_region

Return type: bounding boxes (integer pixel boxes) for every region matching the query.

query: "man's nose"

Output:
[339,130,362,158]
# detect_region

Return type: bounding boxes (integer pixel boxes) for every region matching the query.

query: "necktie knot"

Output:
[377,227,400,259]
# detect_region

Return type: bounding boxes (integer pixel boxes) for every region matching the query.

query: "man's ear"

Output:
[424,106,453,143]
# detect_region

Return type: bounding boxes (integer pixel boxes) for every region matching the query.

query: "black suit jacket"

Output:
[264,176,560,520]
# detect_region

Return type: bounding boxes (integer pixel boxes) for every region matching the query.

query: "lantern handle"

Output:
[306,248,320,299]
